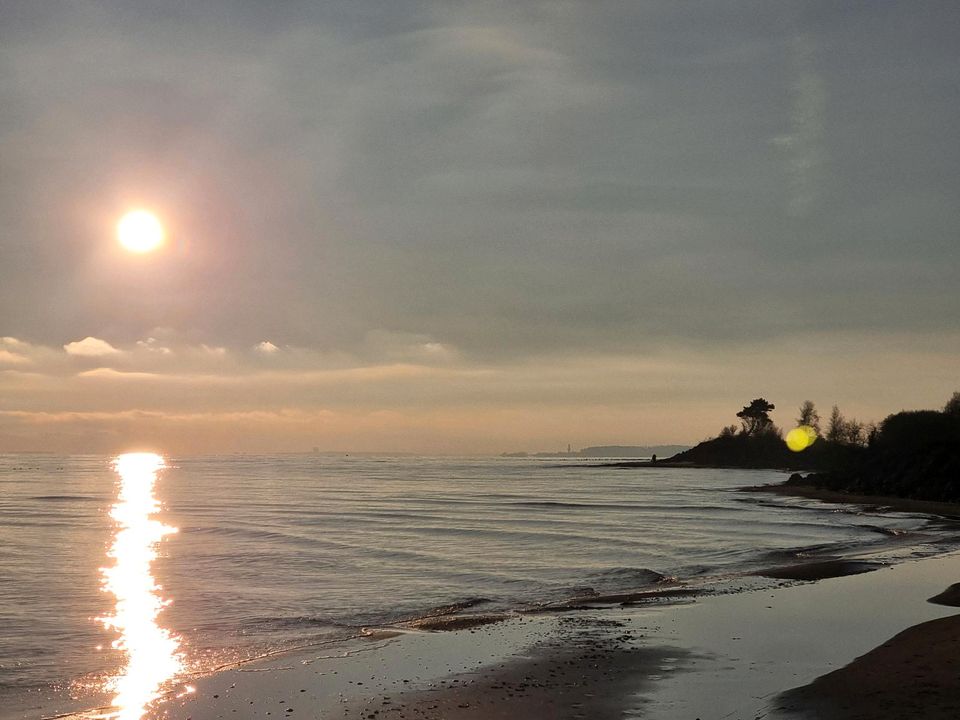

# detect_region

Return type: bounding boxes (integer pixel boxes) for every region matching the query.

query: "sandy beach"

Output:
[126,543,960,720]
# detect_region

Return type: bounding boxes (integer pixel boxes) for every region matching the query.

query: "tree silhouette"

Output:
[826,405,868,446]
[797,400,821,435]
[826,405,845,442]
[945,391,960,417]
[737,398,775,436]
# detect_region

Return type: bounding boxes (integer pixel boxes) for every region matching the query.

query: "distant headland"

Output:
[572,394,960,505]
[502,444,691,459]
[660,393,960,504]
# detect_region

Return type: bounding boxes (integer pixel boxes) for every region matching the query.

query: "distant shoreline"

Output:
[565,460,772,469]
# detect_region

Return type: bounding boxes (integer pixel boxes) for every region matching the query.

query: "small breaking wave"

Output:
[857,524,910,537]
[585,567,673,586]
[508,500,626,509]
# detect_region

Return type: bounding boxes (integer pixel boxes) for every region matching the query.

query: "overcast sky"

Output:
[1,1,958,453]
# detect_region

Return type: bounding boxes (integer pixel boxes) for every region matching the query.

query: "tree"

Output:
[844,418,866,446]
[945,391,960,417]
[826,405,870,446]
[797,400,821,435]
[737,398,775,436]
[826,405,845,443]
[719,424,738,438]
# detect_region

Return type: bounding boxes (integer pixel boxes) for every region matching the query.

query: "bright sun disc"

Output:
[117,211,165,253]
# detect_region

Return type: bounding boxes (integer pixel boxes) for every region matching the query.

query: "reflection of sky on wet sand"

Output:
[639,551,960,719]
[98,453,182,720]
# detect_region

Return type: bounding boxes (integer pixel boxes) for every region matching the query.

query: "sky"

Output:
[1,1,958,454]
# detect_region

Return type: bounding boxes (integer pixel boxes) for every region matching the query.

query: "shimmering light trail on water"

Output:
[98,453,182,720]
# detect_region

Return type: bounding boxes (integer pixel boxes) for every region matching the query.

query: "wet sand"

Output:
[333,616,684,720]
[132,551,960,720]
[149,613,688,720]
[753,558,884,581]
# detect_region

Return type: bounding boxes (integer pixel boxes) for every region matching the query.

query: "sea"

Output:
[1,453,958,719]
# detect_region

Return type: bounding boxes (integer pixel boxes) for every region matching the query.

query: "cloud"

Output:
[0,3,958,453]
[254,341,280,354]
[136,337,173,355]
[0,349,30,365]
[0,337,61,369]
[362,330,458,364]
[771,33,827,218]
[77,368,165,381]
[200,344,228,358]
[64,337,122,357]
[1,2,958,359]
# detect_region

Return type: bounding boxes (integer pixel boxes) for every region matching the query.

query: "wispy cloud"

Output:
[772,33,827,218]
[0,349,30,365]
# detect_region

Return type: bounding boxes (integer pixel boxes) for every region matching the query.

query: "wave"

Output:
[857,523,910,537]
[508,500,629,509]
[584,567,672,585]
[421,597,492,616]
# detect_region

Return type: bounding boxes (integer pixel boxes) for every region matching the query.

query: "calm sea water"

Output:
[1,453,957,717]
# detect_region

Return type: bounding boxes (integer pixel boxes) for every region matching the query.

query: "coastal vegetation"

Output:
[668,394,960,502]
[794,393,960,502]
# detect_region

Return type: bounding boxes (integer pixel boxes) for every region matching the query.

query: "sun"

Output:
[117,210,165,253]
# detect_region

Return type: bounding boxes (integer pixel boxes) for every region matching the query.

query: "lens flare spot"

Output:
[786,425,818,452]
[98,452,182,720]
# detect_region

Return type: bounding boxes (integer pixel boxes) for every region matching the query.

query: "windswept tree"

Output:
[736,398,776,436]
[797,400,821,435]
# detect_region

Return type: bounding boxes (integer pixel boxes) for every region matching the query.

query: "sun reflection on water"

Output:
[98,453,182,720]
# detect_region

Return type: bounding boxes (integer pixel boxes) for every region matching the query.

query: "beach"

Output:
[123,547,960,720]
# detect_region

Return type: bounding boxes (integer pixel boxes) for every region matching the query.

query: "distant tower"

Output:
[567,443,571,454]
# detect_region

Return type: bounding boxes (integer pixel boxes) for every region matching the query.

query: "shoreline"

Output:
[744,481,960,519]
[127,550,960,720]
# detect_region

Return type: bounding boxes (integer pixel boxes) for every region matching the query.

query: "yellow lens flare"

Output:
[98,453,182,720]
[786,425,818,452]
[117,211,165,253]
